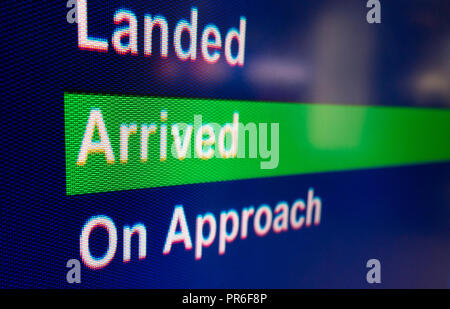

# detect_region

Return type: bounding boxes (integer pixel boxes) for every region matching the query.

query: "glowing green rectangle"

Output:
[64,92,450,195]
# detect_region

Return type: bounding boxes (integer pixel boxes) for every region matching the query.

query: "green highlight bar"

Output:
[65,92,450,195]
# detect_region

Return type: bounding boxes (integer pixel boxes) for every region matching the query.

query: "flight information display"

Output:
[2,0,449,289]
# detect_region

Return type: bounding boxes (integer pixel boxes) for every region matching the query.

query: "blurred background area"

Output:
[244,0,450,107]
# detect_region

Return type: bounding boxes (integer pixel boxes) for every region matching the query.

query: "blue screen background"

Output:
[2,0,449,288]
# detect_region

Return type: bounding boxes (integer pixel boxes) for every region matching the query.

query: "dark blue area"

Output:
[2,0,449,288]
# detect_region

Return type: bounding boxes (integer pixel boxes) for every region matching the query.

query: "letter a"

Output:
[366,0,381,24]
[77,109,115,166]
[163,205,193,254]
[366,258,381,284]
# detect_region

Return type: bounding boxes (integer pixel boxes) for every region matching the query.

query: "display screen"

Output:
[2,0,449,289]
